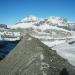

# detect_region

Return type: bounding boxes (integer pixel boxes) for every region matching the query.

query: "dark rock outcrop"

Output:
[0,24,7,29]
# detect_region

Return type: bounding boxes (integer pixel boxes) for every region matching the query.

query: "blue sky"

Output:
[0,0,75,25]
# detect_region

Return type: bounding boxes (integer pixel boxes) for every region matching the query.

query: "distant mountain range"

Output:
[10,15,75,30]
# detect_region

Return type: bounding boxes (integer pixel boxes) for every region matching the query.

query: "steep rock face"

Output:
[0,34,75,75]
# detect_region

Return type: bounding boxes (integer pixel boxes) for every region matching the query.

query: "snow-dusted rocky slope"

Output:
[9,15,75,66]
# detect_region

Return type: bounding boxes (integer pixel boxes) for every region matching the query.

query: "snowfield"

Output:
[52,42,75,66]
[41,40,66,48]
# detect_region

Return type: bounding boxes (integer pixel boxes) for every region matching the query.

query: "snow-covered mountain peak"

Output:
[17,15,69,25]
[21,15,39,22]
[46,16,68,26]
[9,15,75,31]
[47,16,67,21]
[48,16,61,19]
